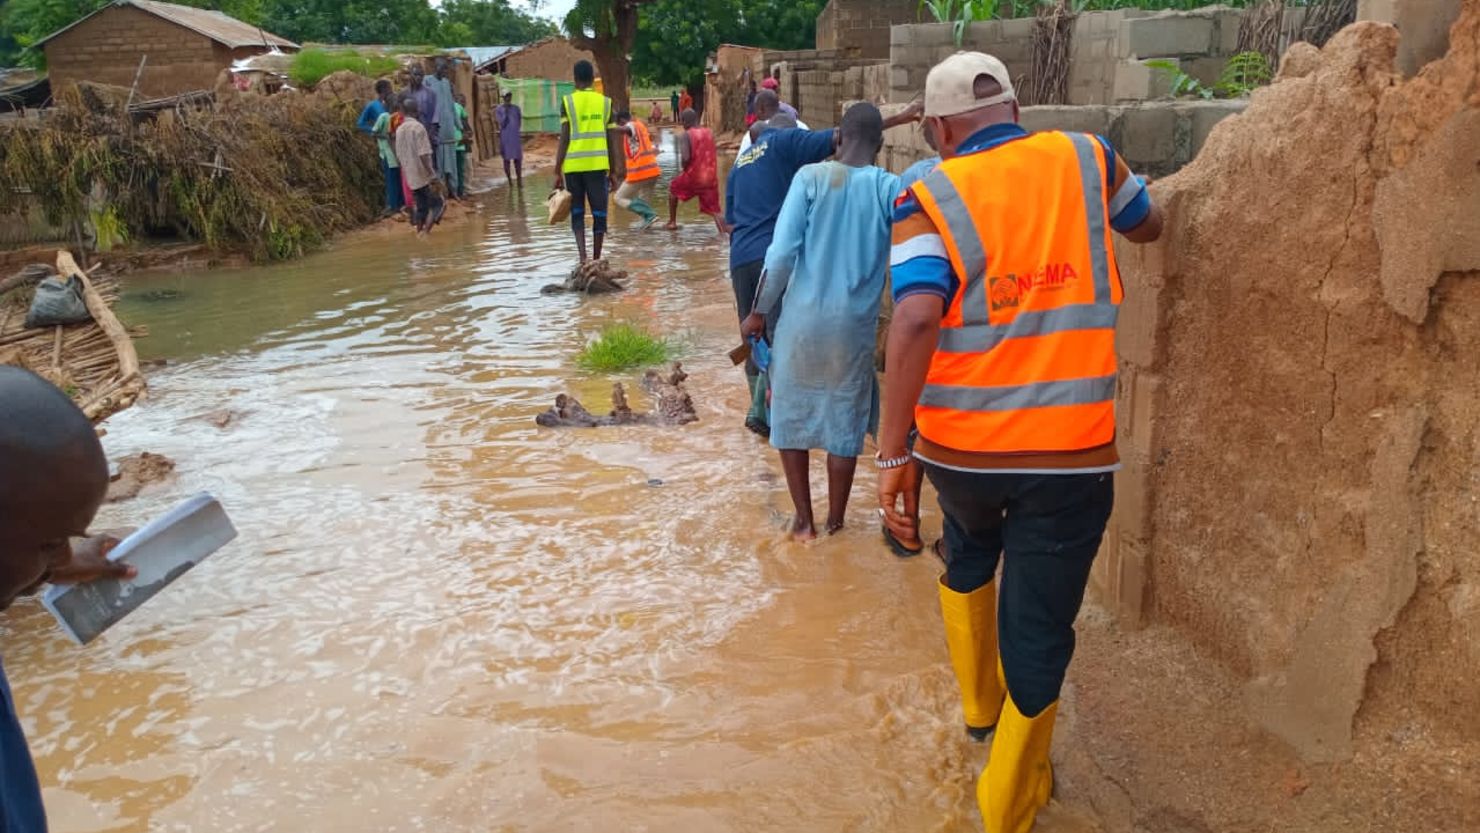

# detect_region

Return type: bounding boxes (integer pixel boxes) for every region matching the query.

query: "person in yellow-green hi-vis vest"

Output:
[554,60,621,263]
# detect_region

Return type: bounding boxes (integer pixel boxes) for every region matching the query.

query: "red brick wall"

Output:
[44,5,245,98]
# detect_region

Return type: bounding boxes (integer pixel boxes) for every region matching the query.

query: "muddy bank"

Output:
[1089,8,1480,827]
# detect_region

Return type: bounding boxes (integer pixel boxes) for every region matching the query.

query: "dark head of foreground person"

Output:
[0,367,137,831]
[555,59,619,263]
[877,51,1162,833]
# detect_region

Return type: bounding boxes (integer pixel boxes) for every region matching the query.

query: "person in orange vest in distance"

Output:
[878,53,1163,833]
[614,110,661,230]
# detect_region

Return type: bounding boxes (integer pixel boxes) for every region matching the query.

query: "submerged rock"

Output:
[541,259,627,295]
[536,363,698,428]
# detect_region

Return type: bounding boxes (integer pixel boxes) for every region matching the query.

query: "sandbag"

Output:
[25,275,91,328]
[546,188,573,225]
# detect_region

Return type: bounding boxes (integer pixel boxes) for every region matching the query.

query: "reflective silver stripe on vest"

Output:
[936,303,1120,353]
[919,168,988,326]
[564,94,607,139]
[565,150,609,159]
[1067,133,1112,306]
[919,374,1117,412]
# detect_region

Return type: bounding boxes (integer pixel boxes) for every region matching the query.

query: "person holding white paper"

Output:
[0,366,136,830]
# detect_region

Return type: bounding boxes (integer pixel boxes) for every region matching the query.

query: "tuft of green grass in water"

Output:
[289,49,402,88]
[576,323,675,372]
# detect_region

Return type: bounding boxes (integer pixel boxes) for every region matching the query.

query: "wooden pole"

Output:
[125,55,148,111]
[56,251,139,383]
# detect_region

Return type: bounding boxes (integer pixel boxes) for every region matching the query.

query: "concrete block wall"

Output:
[889,5,1287,107]
[881,99,1247,180]
[1357,0,1463,76]
[1068,10,1148,105]
[755,48,887,128]
[816,0,922,59]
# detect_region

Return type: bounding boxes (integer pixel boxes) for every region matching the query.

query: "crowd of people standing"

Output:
[356,59,481,237]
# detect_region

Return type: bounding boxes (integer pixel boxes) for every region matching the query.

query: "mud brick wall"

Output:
[1108,13,1480,765]
[44,5,240,98]
[502,38,595,82]
[815,0,922,59]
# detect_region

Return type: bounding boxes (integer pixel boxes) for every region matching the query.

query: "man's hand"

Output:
[554,172,565,191]
[740,311,765,341]
[878,459,922,547]
[50,534,137,585]
[901,99,924,122]
[608,172,618,192]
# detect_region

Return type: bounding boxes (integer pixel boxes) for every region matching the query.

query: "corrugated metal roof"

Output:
[35,0,298,50]
[456,46,520,68]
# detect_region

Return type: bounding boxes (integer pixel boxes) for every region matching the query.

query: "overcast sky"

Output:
[430,0,577,27]
[537,0,578,22]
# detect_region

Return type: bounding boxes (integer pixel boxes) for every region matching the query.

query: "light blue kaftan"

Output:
[754,161,901,457]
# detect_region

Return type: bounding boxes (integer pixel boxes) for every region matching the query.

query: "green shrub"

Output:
[576,323,676,372]
[289,49,401,88]
[1215,51,1274,98]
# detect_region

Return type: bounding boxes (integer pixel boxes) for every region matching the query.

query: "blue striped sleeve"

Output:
[891,257,956,303]
[1109,176,1151,232]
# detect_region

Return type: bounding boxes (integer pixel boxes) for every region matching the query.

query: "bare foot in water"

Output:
[825,520,844,535]
[791,517,817,541]
[664,222,680,231]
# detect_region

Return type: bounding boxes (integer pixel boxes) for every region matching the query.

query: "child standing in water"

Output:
[741,104,900,540]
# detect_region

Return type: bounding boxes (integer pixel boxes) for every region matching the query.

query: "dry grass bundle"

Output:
[1300,0,1357,49]
[1237,0,1287,72]
[1024,0,1076,107]
[0,82,383,261]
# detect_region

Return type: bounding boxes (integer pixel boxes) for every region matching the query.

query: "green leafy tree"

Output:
[629,0,825,89]
[258,0,440,45]
[563,0,657,112]
[439,0,554,46]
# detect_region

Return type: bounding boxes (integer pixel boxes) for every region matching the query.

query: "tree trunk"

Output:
[567,0,646,114]
[595,50,632,114]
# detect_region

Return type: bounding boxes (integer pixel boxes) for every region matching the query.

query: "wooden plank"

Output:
[56,251,139,382]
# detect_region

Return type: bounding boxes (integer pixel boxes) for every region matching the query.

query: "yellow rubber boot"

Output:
[977,691,1057,833]
[938,579,1006,740]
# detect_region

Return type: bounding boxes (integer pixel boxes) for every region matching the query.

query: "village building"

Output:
[36,0,298,100]
[475,37,594,80]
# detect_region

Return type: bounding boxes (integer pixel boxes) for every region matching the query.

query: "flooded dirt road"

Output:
[0,148,993,832]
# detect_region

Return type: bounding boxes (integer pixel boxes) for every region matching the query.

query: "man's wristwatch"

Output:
[874,451,912,470]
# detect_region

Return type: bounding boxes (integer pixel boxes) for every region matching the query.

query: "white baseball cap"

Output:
[924,52,1016,118]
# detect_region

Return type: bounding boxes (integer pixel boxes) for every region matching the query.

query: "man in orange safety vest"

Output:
[614,110,661,230]
[878,52,1164,833]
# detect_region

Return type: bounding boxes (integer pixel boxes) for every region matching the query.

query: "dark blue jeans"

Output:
[381,159,404,212]
[566,170,609,236]
[923,465,1114,717]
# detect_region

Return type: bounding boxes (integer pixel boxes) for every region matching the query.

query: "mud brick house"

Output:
[479,37,595,81]
[38,0,298,99]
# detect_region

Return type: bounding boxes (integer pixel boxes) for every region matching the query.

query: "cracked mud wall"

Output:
[1108,3,1480,763]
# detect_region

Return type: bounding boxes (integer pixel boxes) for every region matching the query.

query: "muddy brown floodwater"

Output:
[0,137,997,833]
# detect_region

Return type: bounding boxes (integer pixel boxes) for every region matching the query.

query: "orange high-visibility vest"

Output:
[624,119,660,182]
[909,131,1123,455]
